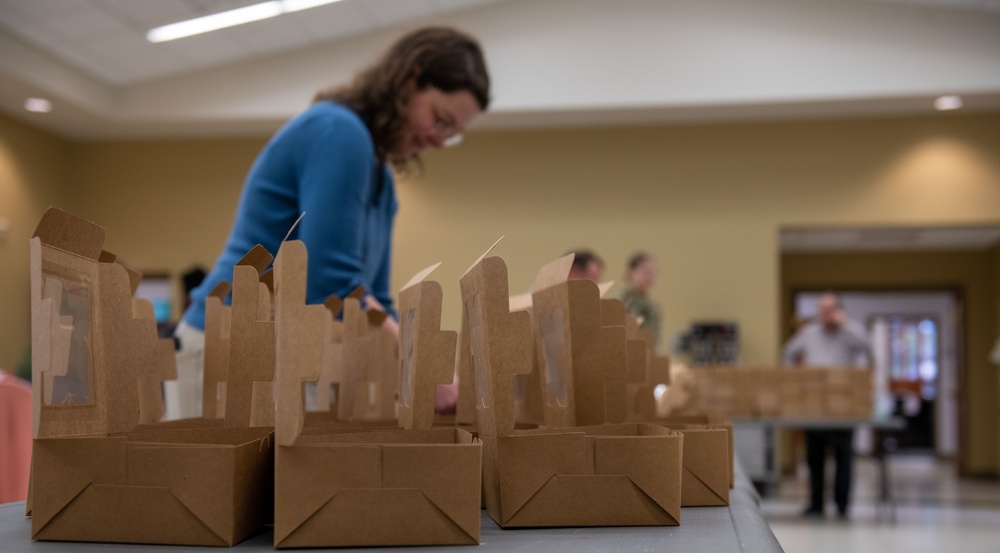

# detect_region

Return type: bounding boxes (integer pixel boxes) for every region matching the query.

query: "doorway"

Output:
[793,291,960,457]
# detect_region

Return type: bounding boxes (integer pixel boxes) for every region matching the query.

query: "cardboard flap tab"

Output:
[462,236,504,278]
[459,251,532,437]
[274,240,330,446]
[236,244,273,274]
[398,280,457,430]
[209,281,231,300]
[32,207,106,261]
[401,262,443,292]
[533,254,573,292]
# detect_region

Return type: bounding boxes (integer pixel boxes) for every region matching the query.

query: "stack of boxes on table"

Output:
[688,366,873,419]
[27,208,733,548]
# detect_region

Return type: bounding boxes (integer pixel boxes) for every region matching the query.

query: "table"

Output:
[731,416,906,522]
[0,456,783,553]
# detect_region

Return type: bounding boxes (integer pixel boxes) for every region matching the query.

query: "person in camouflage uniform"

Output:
[621,252,662,351]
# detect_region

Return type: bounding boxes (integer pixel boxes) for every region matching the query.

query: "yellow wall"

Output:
[0,113,73,372]
[2,109,999,469]
[781,250,999,475]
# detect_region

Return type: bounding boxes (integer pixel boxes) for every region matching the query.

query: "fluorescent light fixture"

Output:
[934,95,962,111]
[24,98,52,113]
[147,0,343,43]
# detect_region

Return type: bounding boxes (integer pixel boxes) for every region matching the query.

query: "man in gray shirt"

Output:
[783,292,872,518]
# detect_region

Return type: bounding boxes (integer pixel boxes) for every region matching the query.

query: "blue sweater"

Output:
[183,102,397,330]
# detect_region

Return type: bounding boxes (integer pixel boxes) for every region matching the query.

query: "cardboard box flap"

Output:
[382,444,480,541]
[226,244,275,429]
[594,433,679,518]
[31,437,128,533]
[533,253,573,292]
[32,207,106,261]
[314,303,342,414]
[597,280,615,297]
[508,293,532,312]
[459,244,532,438]
[496,432,593,519]
[337,296,370,420]
[398,264,457,430]
[276,441,478,547]
[533,278,627,427]
[203,281,232,420]
[138,336,178,424]
[401,261,442,292]
[274,240,331,447]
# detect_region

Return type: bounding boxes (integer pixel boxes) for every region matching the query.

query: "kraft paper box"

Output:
[273,241,481,548]
[461,242,682,528]
[658,414,734,489]
[655,423,730,507]
[29,207,273,547]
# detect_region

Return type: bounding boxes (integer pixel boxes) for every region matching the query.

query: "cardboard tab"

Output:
[32,207,106,262]
[533,253,573,291]
[225,245,275,429]
[274,240,330,447]
[398,264,457,430]
[202,281,232,419]
[459,247,532,437]
[532,278,627,427]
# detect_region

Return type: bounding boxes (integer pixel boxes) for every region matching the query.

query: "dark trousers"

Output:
[805,429,854,513]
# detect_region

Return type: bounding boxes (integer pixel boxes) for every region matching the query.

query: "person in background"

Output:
[783,292,872,519]
[166,27,490,421]
[621,251,662,350]
[566,249,605,282]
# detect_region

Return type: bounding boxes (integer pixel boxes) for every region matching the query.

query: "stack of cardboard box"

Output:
[686,366,873,419]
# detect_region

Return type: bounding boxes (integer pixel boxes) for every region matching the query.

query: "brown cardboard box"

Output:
[29,207,273,547]
[658,414,735,489]
[273,242,481,548]
[657,424,730,506]
[461,244,682,528]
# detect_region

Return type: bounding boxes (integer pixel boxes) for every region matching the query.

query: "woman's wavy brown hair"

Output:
[314,26,490,169]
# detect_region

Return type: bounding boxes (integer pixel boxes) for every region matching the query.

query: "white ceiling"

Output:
[1,0,999,140]
[780,226,1000,252]
[0,0,504,86]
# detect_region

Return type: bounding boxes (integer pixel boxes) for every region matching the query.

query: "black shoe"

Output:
[836,507,848,520]
[802,506,823,518]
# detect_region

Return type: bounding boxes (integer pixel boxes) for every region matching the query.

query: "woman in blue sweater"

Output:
[166,27,491,420]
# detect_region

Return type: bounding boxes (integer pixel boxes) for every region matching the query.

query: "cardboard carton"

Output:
[462,243,683,528]
[658,414,735,489]
[658,423,729,506]
[29,207,273,547]
[273,242,481,548]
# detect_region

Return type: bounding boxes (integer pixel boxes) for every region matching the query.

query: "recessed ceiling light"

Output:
[147,0,343,43]
[24,98,52,113]
[934,95,963,111]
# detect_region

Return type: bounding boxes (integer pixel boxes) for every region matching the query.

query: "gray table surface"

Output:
[1,458,783,553]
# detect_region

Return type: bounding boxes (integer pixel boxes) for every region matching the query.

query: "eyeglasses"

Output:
[432,105,464,148]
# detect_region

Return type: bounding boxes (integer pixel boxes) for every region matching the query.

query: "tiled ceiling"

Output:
[0,0,504,86]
